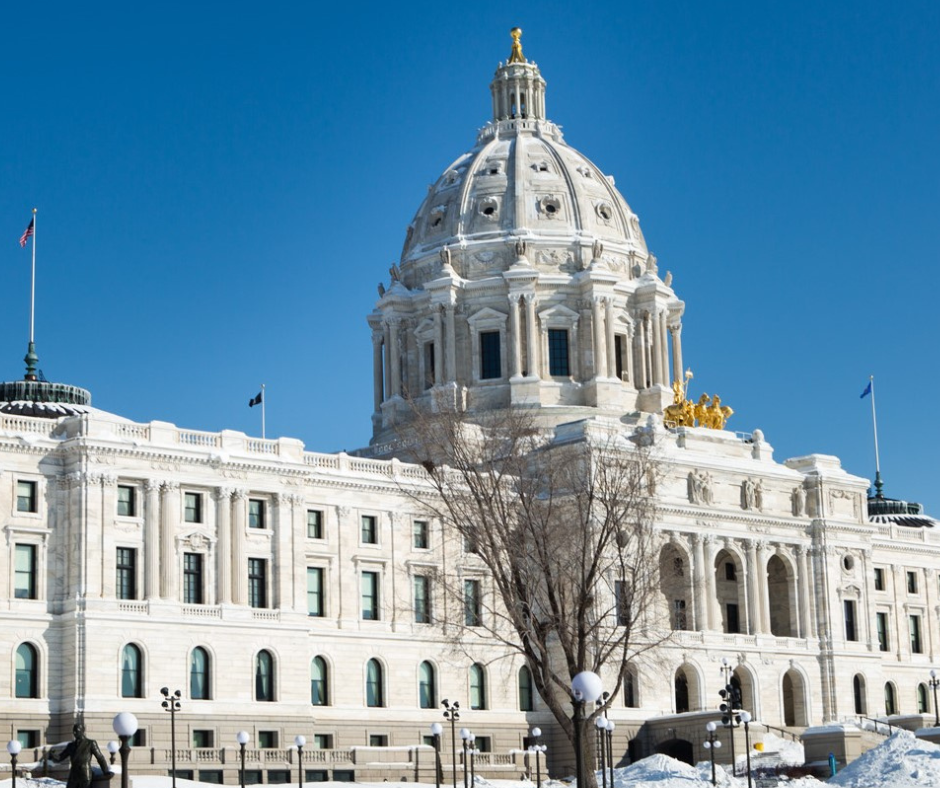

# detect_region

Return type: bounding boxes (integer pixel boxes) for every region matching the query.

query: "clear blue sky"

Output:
[2,2,938,512]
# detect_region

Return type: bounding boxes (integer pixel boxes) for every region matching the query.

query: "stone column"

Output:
[659,311,670,387]
[623,324,634,385]
[160,482,180,599]
[692,533,706,631]
[215,487,233,604]
[592,297,607,379]
[508,294,522,378]
[757,541,771,634]
[746,539,762,634]
[232,489,248,605]
[372,332,384,410]
[275,494,291,610]
[433,307,444,385]
[383,323,392,400]
[605,298,617,380]
[703,536,720,630]
[635,320,647,389]
[145,479,161,600]
[444,303,457,382]
[648,312,661,386]
[669,323,683,383]
[524,293,539,378]
[388,318,401,398]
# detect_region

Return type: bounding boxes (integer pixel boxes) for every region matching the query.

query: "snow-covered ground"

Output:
[2,733,940,788]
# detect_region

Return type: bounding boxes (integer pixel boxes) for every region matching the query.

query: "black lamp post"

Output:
[605,720,614,787]
[442,699,460,788]
[468,734,477,786]
[236,731,250,788]
[294,735,306,788]
[739,711,753,788]
[703,722,722,787]
[570,671,603,788]
[594,717,607,788]
[112,712,139,788]
[107,741,119,766]
[459,728,471,788]
[430,723,443,788]
[528,727,545,788]
[161,687,182,788]
[930,670,940,727]
[7,740,21,788]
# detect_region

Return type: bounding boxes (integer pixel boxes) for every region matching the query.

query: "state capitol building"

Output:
[2,30,937,784]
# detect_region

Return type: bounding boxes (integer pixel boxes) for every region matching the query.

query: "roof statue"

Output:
[508,27,526,64]
[663,369,734,430]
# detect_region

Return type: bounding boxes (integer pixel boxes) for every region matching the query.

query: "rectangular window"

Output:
[424,342,436,390]
[361,571,379,620]
[184,492,203,523]
[199,772,223,785]
[725,603,740,634]
[183,553,204,605]
[907,571,918,594]
[413,520,429,549]
[131,730,146,747]
[548,329,570,376]
[267,772,290,785]
[307,510,324,539]
[874,567,885,591]
[361,515,378,544]
[614,580,631,626]
[724,562,737,581]
[876,611,889,652]
[307,567,324,617]
[911,615,923,653]
[614,334,626,379]
[414,575,431,624]
[479,331,501,380]
[16,731,40,749]
[464,579,482,626]
[673,599,688,631]
[192,730,214,748]
[248,559,267,608]
[844,600,858,641]
[368,735,388,747]
[16,480,37,513]
[249,499,266,529]
[116,547,137,601]
[117,485,136,517]
[474,737,491,753]
[258,731,278,749]
[14,545,36,599]
[313,734,333,750]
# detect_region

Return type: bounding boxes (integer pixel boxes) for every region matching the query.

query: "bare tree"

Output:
[399,402,671,785]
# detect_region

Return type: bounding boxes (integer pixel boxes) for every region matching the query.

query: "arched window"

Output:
[311,657,328,706]
[469,663,487,710]
[419,661,436,709]
[853,674,866,715]
[917,683,929,714]
[121,644,143,698]
[256,650,274,702]
[366,659,384,708]
[518,665,534,711]
[675,669,690,714]
[624,666,638,708]
[884,682,897,716]
[190,647,210,700]
[15,643,38,699]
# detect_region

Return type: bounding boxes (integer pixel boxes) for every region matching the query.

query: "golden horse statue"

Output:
[662,370,733,430]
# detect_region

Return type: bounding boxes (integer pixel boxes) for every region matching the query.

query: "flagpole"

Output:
[24,208,39,380]
[869,375,883,497]
[261,384,266,440]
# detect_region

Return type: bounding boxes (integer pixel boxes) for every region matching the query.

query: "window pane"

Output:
[116,548,137,601]
[362,572,379,620]
[15,644,37,699]
[191,648,210,700]
[311,657,328,706]
[14,545,36,599]
[464,580,481,626]
[184,553,204,604]
[185,493,202,523]
[419,661,435,709]
[256,651,274,701]
[16,481,37,513]
[519,666,533,711]
[249,499,265,529]
[479,331,501,379]
[249,559,267,608]
[548,329,570,376]
[307,510,323,539]
[413,521,429,549]
[361,516,377,544]
[366,659,384,707]
[122,645,142,698]
[414,576,430,623]
[307,568,324,617]
[470,664,486,709]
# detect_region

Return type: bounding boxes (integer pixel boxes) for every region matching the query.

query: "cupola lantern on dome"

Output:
[368,31,686,451]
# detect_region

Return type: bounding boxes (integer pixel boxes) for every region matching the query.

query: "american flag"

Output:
[19,218,34,247]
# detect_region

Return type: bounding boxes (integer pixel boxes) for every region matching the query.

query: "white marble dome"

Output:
[399,44,649,289]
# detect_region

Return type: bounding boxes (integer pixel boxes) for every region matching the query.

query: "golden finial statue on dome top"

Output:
[508,27,526,63]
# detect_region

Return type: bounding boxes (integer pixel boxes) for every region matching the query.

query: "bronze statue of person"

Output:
[52,724,113,788]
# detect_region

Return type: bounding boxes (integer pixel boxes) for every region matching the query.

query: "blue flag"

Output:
[860,381,872,399]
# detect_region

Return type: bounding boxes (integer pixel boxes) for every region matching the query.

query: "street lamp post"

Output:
[468,734,477,786]
[605,720,615,787]
[739,711,753,788]
[237,731,250,788]
[930,670,940,727]
[294,735,306,788]
[459,728,471,788]
[161,687,182,788]
[7,740,22,788]
[107,741,120,765]
[113,712,139,788]
[430,723,443,788]
[594,717,607,788]
[529,728,544,788]
[703,722,722,787]
[571,671,604,788]
[442,699,460,788]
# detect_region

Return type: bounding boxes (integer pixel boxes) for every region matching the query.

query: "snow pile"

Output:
[610,754,712,786]
[829,729,940,787]
[755,732,805,765]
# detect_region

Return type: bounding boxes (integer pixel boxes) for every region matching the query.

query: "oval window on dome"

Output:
[539,196,561,218]
[596,202,613,222]
[479,198,499,220]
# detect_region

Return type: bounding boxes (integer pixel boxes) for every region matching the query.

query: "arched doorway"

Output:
[675,669,690,713]
[767,555,796,636]
[781,669,808,726]
[714,549,745,634]
[656,738,694,765]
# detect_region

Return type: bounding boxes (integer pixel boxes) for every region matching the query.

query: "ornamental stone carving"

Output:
[688,470,713,505]
[791,486,806,517]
